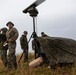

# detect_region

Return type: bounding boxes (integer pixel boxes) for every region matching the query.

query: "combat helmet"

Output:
[6,21,14,26]
[0,27,7,34]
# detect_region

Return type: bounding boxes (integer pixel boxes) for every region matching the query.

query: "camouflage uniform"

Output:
[6,21,19,69]
[0,27,8,67]
[20,31,28,62]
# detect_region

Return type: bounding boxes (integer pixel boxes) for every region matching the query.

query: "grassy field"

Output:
[0,53,76,75]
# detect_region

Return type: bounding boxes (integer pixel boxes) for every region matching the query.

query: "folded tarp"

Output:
[37,37,76,66]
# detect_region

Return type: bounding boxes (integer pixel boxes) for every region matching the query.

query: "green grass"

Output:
[0,53,76,75]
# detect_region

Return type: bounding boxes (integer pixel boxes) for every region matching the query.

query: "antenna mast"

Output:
[23,0,45,58]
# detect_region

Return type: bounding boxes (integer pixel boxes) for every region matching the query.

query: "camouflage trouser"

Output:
[23,49,28,62]
[7,42,17,69]
[1,49,7,67]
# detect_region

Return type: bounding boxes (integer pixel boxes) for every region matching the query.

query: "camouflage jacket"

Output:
[6,27,19,43]
[20,35,28,50]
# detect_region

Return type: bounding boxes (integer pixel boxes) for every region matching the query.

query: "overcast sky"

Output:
[0,0,76,54]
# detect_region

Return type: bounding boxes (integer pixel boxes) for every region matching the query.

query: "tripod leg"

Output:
[28,32,34,43]
[18,52,24,63]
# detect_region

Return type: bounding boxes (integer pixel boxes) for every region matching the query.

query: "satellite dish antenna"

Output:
[23,0,45,59]
[23,0,45,14]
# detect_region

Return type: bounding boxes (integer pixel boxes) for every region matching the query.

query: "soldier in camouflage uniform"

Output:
[20,31,28,62]
[0,27,8,67]
[5,21,19,69]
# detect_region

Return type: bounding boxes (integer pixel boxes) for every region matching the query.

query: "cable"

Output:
[35,17,38,35]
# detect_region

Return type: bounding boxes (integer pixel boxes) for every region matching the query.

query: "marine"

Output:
[5,21,19,69]
[20,31,28,62]
[0,27,8,67]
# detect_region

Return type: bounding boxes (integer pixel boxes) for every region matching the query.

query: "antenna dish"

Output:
[23,0,45,14]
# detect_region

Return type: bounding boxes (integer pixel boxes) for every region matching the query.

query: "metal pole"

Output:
[33,16,35,33]
[32,16,37,59]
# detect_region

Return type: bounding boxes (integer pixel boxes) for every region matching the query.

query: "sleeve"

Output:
[20,36,24,49]
[11,28,19,41]
[20,36,23,45]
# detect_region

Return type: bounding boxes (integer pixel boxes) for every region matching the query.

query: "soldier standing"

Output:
[20,31,28,62]
[5,21,19,69]
[0,27,8,67]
